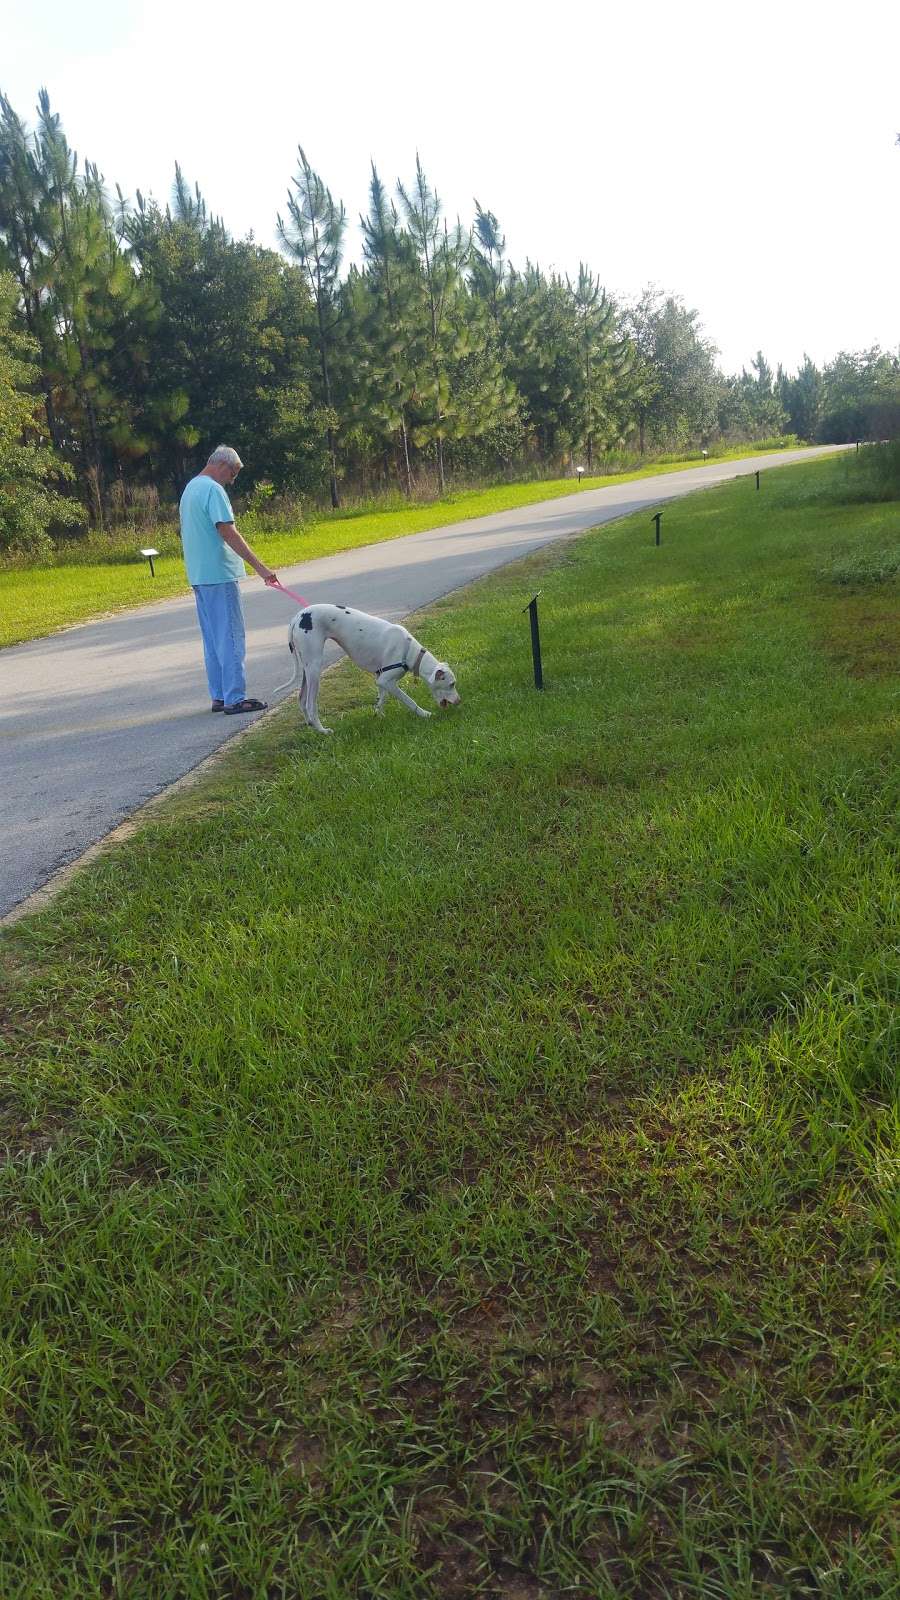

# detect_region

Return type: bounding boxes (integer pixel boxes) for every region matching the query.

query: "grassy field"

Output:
[1,457,897,1598]
[0,445,802,650]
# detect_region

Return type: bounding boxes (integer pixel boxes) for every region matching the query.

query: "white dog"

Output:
[275,604,461,734]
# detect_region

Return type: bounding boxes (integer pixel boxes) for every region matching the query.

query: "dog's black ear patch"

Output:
[288,639,294,653]
[299,611,313,632]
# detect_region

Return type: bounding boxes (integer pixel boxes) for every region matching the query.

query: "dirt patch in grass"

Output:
[813,589,900,677]
[282,1431,328,1485]
[0,1101,71,1166]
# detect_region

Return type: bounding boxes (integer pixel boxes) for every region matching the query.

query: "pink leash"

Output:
[268,578,310,607]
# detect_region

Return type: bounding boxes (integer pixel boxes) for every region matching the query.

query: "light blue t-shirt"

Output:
[178,475,246,585]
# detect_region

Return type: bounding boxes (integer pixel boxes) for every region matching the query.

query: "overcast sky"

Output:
[3,0,898,374]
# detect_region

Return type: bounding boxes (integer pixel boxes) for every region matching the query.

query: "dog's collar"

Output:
[375,646,427,680]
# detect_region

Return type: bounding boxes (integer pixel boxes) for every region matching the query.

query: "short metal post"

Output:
[755,471,760,490]
[140,546,160,577]
[523,592,543,689]
[652,511,662,545]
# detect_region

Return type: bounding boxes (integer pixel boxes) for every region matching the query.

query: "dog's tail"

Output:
[274,631,303,694]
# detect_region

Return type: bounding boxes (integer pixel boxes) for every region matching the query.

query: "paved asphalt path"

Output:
[1,447,845,918]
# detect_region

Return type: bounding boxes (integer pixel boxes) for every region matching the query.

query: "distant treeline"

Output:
[2,90,899,554]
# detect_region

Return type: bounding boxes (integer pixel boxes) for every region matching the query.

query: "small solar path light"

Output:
[140,547,160,577]
[652,511,662,545]
[523,592,544,689]
[575,465,585,486]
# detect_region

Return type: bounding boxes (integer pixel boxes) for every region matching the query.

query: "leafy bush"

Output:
[830,439,900,504]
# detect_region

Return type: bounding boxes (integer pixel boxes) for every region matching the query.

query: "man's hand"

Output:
[263,572,279,586]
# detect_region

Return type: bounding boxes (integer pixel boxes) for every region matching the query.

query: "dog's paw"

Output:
[418,709,432,719]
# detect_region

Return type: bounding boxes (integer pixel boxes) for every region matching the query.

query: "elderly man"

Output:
[179,445,279,714]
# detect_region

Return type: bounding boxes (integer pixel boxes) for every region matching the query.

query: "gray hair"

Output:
[207,445,243,469]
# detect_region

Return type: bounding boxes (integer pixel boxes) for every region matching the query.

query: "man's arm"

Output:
[216,521,277,584]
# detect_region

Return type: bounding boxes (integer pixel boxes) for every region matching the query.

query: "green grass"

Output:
[0,443,804,650]
[1,458,897,1598]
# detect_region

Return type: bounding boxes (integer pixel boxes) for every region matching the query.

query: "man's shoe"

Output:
[211,700,225,712]
[223,697,268,715]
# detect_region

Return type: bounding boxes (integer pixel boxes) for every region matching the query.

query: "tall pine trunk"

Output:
[316,298,340,509]
[398,416,412,496]
[76,335,105,526]
[20,292,63,450]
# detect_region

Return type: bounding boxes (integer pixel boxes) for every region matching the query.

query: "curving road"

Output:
[0,447,845,919]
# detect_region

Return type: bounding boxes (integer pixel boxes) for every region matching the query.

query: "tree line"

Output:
[2,90,899,555]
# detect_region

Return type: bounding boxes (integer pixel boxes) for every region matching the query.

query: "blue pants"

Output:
[192,582,246,705]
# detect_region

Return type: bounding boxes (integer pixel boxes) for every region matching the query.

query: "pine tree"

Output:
[501,265,582,462]
[1,91,161,523]
[0,91,64,446]
[719,352,787,442]
[354,163,423,494]
[278,148,346,507]
[396,157,468,492]
[624,288,720,451]
[471,201,506,330]
[570,265,631,470]
[776,355,823,440]
[619,286,661,455]
[0,270,84,554]
[125,181,318,495]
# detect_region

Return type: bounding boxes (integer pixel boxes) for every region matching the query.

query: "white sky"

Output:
[3,0,898,374]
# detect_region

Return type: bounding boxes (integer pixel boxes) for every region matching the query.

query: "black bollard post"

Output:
[652,511,662,545]
[755,471,760,491]
[523,592,544,689]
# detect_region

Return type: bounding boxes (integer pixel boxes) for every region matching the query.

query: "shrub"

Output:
[819,548,900,586]
[835,439,900,504]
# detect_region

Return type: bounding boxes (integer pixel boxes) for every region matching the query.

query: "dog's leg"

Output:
[373,666,406,718]
[295,631,333,734]
[303,665,332,734]
[292,652,311,725]
[297,669,311,725]
[385,681,431,719]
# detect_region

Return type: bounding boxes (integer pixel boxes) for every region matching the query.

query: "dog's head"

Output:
[427,662,461,710]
